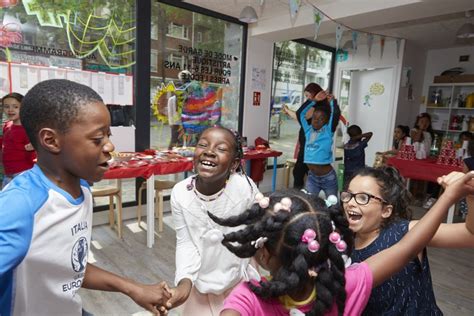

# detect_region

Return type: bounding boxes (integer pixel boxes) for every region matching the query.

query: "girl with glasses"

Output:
[342,166,474,315]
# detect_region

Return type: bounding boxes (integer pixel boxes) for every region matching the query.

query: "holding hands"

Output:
[127,281,172,315]
[437,171,474,202]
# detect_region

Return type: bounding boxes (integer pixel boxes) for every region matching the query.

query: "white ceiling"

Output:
[183,0,474,50]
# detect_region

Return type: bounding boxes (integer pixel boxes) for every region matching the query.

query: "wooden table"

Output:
[243,149,283,191]
[104,158,193,248]
[387,157,462,223]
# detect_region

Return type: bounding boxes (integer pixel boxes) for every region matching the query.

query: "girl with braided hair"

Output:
[344,166,474,315]
[212,171,474,316]
[165,126,259,315]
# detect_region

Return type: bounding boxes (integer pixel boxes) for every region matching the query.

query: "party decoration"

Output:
[367,34,374,58]
[396,38,402,59]
[380,36,386,59]
[22,0,65,27]
[313,8,324,40]
[363,82,385,107]
[351,31,359,51]
[335,24,344,52]
[152,82,184,124]
[0,23,22,48]
[289,0,301,20]
[65,10,136,69]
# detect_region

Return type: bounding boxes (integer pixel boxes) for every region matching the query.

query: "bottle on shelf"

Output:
[430,134,439,156]
[462,116,469,131]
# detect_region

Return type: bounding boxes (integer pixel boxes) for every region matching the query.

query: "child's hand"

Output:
[315,90,329,101]
[438,171,474,202]
[166,282,192,309]
[25,143,34,151]
[127,281,172,315]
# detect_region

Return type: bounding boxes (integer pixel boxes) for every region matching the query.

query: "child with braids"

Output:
[343,166,474,315]
[208,170,474,316]
[165,126,259,315]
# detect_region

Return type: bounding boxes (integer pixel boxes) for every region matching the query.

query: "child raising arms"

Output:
[299,91,338,198]
[343,166,474,315]
[211,170,474,316]
[166,126,259,315]
[0,80,170,315]
[1,93,36,188]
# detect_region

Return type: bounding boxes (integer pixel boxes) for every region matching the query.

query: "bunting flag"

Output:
[313,8,324,40]
[289,0,301,20]
[367,34,374,57]
[335,24,344,52]
[351,31,359,51]
[380,36,385,59]
[396,38,402,59]
[259,0,265,5]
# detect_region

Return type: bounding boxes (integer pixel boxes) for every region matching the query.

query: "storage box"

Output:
[433,74,474,83]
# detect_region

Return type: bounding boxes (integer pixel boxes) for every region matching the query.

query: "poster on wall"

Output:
[111,74,133,105]
[251,67,266,91]
[10,64,39,95]
[0,62,9,96]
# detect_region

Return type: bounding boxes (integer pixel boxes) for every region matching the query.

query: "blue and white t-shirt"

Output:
[0,165,92,316]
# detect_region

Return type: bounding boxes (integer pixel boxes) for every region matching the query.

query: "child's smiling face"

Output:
[194,127,239,183]
[3,97,21,124]
[58,101,114,183]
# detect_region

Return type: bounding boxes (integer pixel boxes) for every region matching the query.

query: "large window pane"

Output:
[270,41,334,163]
[150,2,244,150]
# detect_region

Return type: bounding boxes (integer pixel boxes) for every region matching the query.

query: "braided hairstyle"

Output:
[209,190,353,316]
[353,166,412,228]
[207,125,254,190]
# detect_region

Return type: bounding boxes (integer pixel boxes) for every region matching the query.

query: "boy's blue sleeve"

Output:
[0,188,34,276]
[329,99,335,129]
[299,101,315,133]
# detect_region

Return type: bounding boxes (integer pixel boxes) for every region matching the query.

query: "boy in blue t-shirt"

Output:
[344,125,373,185]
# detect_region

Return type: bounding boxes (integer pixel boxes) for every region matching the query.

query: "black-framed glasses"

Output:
[340,191,387,206]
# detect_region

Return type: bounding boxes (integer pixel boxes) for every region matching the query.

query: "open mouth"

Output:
[346,210,362,222]
[200,160,217,168]
[98,161,110,169]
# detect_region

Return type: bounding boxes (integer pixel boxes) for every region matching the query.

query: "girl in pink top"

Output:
[207,171,474,316]
[1,93,36,188]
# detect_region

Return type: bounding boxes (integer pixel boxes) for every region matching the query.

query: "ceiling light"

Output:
[457,11,474,39]
[239,6,258,23]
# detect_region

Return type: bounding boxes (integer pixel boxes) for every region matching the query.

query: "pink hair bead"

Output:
[308,240,320,253]
[255,192,264,201]
[280,197,292,209]
[259,197,269,208]
[273,202,283,212]
[301,229,316,242]
[329,231,341,243]
[336,240,347,252]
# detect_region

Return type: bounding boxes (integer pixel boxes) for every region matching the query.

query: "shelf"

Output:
[426,106,449,110]
[451,107,474,110]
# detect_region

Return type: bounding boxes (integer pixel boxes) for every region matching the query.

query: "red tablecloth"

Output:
[387,157,462,183]
[103,158,193,180]
[243,149,282,160]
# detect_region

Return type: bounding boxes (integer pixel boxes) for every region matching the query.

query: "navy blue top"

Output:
[344,139,368,173]
[351,220,442,316]
[463,156,474,171]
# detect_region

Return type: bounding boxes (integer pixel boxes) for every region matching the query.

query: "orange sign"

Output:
[253,91,261,106]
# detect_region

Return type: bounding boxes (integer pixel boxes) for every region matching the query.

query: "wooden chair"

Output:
[137,179,176,233]
[91,180,123,238]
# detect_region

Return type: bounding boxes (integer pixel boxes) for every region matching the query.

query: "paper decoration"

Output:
[289,0,301,20]
[313,8,324,40]
[259,0,265,5]
[351,31,359,51]
[0,23,22,48]
[380,36,385,59]
[337,50,348,62]
[0,0,18,8]
[367,34,374,57]
[335,24,344,52]
[396,38,402,59]
[363,82,385,107]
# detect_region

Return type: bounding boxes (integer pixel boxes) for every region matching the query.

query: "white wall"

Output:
[395,41,427,127]
[422,46,474,98]
[335,39,405,153]
[242,36,274,144]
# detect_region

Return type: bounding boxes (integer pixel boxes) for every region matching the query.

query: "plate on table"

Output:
[125,160,149,168]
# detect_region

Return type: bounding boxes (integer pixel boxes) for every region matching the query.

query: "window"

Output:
[167,22,189,40]
[151,2,245,150]
[151,24,158,40]
[270,40,334,163]
[151,49,158,72]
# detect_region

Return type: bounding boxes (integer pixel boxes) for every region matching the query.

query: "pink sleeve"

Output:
[222,282,257,316]
[343,262,373,315]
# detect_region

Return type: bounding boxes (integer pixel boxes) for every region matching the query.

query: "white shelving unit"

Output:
[426,83,474,138]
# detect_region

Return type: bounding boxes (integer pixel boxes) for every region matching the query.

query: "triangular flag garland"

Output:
[380,36,385,59]
[335,24,344,52]
[367,34,374,58]
[313,8,324,40]
[351,31,358,52]
[306,2,404,59]
[289,0,301,20]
